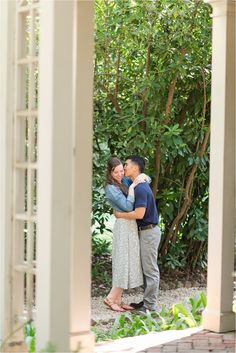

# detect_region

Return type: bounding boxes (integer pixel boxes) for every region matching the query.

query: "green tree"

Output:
[93,0,212,270]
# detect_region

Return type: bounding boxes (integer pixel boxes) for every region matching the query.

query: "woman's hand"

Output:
[133,173,151,186]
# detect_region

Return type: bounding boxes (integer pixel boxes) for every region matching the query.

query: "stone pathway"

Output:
[139,330,235,353]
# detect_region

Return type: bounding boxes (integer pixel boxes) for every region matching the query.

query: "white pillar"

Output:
[70,1,94,352]
[0,0,15,343]
[203,0,235,332]
[36,1,74,351]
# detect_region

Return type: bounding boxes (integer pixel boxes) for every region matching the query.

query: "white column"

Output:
[203,0,235,332]
[0,0,15,343]
[70,1,94,352]
[36,1,74,351]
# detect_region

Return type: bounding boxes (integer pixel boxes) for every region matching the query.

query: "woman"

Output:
[103,157,145,312]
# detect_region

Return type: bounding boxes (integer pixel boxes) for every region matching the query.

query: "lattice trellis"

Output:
[13,0,39,323]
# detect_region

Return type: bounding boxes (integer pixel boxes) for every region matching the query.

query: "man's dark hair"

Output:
[126,155,145,173]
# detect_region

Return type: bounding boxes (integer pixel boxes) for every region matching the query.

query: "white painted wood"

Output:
[11,0,40,326]
[70,1,95,351]
[15,162,38,170]
[203,0,235,332]
[17,3,38,14]
[16,110,38,117]
[26,8,35,317]
[13,3,28,324]
[0,0,15,342]
[36,0,74,350]
[15,264,36,275]
[15,214,37,222]
[17,58,38,65]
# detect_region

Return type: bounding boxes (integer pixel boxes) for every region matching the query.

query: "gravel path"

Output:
[92,287,206,324]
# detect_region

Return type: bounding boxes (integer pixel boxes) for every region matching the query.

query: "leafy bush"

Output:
[92,235,112,257]
[159,241,187,270]
[91,233,112,289]
[92,259,112,288]
[93,0,212,270]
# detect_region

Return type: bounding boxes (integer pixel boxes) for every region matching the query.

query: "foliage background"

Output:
[93,0,212,272]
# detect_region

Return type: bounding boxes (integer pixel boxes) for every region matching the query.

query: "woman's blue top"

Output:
[105,177,134,212]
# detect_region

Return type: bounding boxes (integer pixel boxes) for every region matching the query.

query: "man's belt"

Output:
[138,224,157,231]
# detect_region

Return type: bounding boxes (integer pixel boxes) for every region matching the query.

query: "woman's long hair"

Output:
[106,157,128,195]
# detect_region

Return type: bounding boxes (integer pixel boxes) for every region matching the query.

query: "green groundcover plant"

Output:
[24,323,56,353]
[23,291,206,349]
[92,291,206,342]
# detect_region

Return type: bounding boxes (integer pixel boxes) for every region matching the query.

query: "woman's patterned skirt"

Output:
[112,218,143,289]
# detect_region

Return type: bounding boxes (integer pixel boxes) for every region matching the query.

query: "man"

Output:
[115,155,161,313]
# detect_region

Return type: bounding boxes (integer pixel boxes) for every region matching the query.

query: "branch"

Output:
[179,91,194,127]
[100,83,121,114]
[114,48,121,102]
[160,127,210,256]
[152,48,187,196]
[165,78,177,120]
[200,67,207,128]
[164,47,187,118]
[140,38,152,131]
[151,140,161,197]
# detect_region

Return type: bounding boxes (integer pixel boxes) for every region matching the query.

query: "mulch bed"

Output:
[92,255,207,297]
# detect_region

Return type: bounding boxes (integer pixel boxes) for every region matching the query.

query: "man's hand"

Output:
[114,207,145,220]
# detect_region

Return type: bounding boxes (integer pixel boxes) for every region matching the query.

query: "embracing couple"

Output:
[104,155,161,314]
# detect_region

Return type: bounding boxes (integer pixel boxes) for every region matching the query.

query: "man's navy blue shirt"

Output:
[134,182,158,227]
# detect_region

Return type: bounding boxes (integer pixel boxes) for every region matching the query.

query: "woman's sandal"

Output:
[121,302,135,310]
[103,297,125,312]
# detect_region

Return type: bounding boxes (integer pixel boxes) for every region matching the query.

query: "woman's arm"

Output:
[133,173,151,185]
[105,184,134,212]
[122,174,151,188]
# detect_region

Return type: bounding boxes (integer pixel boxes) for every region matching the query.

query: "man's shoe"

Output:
[136,306,157,315]
[129,301,144,309]
[135,306,148,314]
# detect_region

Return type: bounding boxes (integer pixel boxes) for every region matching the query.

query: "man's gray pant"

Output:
[139,226,161,311]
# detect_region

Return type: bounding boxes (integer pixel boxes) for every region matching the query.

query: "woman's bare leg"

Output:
[106,287,123,304]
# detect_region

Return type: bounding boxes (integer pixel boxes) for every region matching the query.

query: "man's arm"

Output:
[115,207,145,220]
